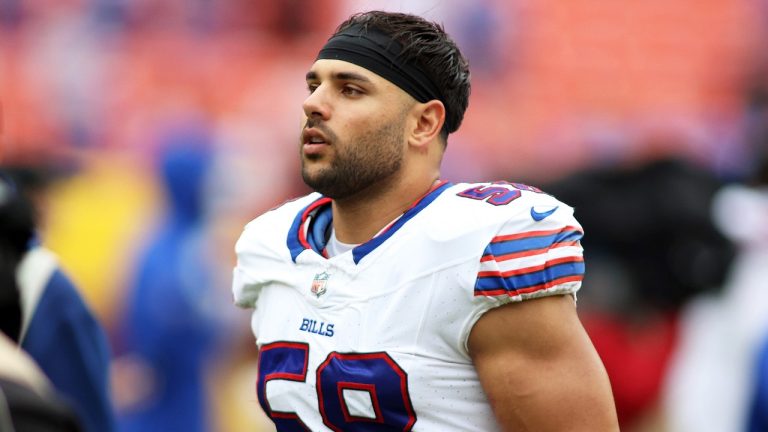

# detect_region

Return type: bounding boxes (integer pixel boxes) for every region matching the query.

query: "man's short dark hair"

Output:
[333,11,471,143]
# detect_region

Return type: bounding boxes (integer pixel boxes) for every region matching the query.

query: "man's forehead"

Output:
[306,59,384,83]
[305,59,413,103]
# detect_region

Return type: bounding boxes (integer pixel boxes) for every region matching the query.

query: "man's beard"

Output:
[301,120,405,200]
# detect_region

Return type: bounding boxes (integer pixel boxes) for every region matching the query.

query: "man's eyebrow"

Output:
[305,70,372,84]
[334,71,372,83]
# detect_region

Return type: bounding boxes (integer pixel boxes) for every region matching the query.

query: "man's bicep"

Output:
[468,295,619,432]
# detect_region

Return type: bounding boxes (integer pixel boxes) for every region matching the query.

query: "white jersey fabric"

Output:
[233,181,585,431]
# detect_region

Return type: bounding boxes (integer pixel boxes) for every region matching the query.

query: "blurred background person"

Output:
[662,64,768,432]
[1,162,115,432]
[749,336,768,432]
[0,173,84,432]
[111,118,232,432]
[541,155,736,431]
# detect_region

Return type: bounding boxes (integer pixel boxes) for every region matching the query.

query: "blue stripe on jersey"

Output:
[475,260,585,294]
[287,206,308,262]
[308,204,333,253]
[287,183,453,264]
[287,197,332,262]
[352,181,453,264]
[483,228,583,259]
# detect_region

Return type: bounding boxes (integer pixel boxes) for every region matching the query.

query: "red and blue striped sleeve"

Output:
[474,224,584,299]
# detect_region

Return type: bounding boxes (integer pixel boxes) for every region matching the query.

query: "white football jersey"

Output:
[233,181,584,431]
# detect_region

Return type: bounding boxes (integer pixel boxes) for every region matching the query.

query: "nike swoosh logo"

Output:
[530,206,558,221]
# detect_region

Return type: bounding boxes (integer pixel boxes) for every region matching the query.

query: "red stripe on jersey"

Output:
[489,225,582,243]
[475,274,583,297]
[297,197,332,250]
[477,256,584,278]
[366,180,449,241]
[479,241,581,262]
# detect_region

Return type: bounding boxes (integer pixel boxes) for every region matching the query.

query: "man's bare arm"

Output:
[468,294,619,432]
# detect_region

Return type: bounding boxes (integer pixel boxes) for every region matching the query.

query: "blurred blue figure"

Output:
[18,246,115,432]
[0,172,90,432]
[749,332,768,432]
[116,124,222,432]
[4,165,115,432]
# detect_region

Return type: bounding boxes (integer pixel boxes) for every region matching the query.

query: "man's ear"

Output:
[408,100,445,149]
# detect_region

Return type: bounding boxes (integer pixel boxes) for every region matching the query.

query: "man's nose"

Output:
[302,86,330,121]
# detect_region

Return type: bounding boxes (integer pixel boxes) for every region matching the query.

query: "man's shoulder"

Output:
[240,193,320,239]
[246,192,322,228]
[436,181,574,224]
[384,181,578,268]
[235,192,320,259]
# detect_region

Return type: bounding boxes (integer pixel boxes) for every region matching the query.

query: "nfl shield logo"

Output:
[311,271,330,298]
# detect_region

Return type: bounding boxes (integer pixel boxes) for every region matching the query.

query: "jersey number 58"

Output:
[257,342,417,431]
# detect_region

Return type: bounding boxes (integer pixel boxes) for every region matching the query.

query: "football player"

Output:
[233,10,619,431]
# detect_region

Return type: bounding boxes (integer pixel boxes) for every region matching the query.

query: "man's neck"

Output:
[330,173,439,244]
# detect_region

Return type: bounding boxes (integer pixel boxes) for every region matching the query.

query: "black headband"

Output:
[316,24,443,108]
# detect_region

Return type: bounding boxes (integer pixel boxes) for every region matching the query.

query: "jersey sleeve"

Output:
[232,214,285,308]
[232,194,316,308]
[232,220,274,308]
[473,199,585,302]
[452,188,586,356]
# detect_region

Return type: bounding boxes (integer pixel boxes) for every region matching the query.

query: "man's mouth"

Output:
[302,129,330,156]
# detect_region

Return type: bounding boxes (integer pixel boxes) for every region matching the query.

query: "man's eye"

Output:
[307,84,319,93]
[342,86,362,96]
